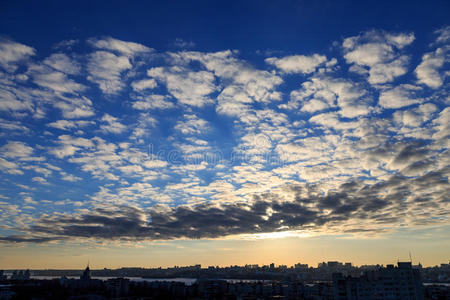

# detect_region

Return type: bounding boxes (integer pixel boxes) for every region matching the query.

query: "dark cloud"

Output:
[2,167,448,243]
[0,235,61,243]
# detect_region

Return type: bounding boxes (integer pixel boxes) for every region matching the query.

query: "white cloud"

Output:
[47,120,78,131]
[0,118,30,134]
[0,157,23,174]
[47,119,93,131]
[415,47,447,89]
[344,42,394,66]
[343,31,414,84]
[31,176,49,184]
[171,38,195,49]
[23,196,38,205]
[393,103,438,127]
[29,64,86,94]
[0,88,33,112]
[368,55,409,85]
[100,114,127,134]
[309,112,360,130]
[87,51,132,95]
[0,141,34,159]
[432,107,450,140]
[169,50,282,117]
[61,172,82,182]
[0,39,35,72]
[53,95,95,119]
[43,53,81,75]
[379,84,422,109]
[89,37,152,56]
[130,113,158,141]
[147,66,217,107]
[265,54,328,74]
[131,78,157,91]
[288,76,372,118]
[435,26,450,44]
[49,135,95,158]
[301,99,330,113]
[132,94,175,110]
[52,39,78,50]
[385,32,416,49]
[174,114,211,135]
[143,159,168,168]
[238,133,272,155]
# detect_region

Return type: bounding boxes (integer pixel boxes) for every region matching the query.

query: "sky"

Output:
[0,0,449,269]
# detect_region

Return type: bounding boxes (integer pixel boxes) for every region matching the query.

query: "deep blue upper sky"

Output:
[2,0,449,53]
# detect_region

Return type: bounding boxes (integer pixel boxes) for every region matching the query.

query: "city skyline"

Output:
[0,0,449,269]
[3,258,449,271]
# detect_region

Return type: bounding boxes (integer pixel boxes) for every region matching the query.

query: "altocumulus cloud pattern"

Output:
[0,28,449,243]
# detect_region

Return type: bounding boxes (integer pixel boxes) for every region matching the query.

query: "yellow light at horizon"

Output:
[235,230,314,240]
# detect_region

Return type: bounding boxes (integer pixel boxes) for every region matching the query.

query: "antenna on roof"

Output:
[409,251,412,263]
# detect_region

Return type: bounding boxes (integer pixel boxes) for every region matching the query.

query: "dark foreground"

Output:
[0,278,449,300]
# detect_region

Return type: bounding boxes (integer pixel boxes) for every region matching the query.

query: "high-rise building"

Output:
[332,262,424,300]
[80,265,91,281]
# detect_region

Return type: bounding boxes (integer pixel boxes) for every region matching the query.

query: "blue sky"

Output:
[0,0,449,267]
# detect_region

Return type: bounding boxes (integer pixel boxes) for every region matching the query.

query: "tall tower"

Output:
[80,263,91,281]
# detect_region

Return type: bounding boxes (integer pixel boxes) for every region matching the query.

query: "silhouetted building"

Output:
[106,278,130,297]
[80,264,91,281]
[0,270,6,281]
[10,269,30,280]
[332,262,424,300]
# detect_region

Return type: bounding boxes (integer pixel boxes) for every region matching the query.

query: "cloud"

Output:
[87,51,132,95]
[53,95,95,119]
[147,66,217,107]
[1,30,449,246]
[2,167,447,243]
[29,64,86,94]
[368,55,409,85]
[169,50,282,117]
[0,157,23,175]
[130,113,158,141]
[288,76,372,118]
[343,30,414,84]
[31,176,49,185]
[61,172,82,182]
[52,39,78,50]
[435,26,450,44]
[0,88,34,113]
[131,78,157,91]
[378,84,422,109]
[431,107,450,141]
[265,54,328,74]
[174,114,211,135]
[49,135,95,159]
[309,112,359,130]
[0,141,34,159]
[43,53,81,75]
[47,119,93,131]
[171,38,195,49]
[0,39,35,72]
[132,94,175,110]
[100,114,127,134]
[0,118,30,135]
[393,103,438,127]
[89,37,152,56]
[415,47,448,89]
